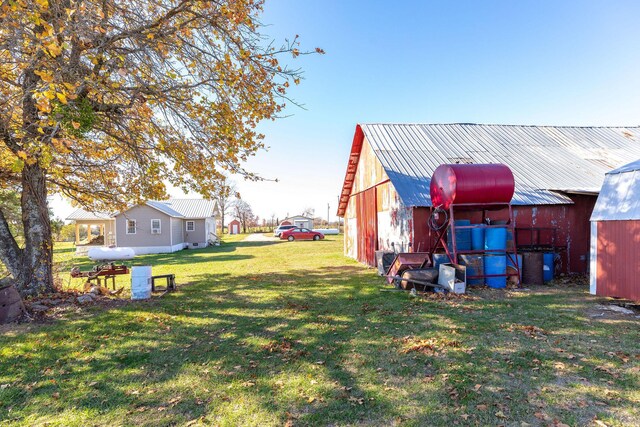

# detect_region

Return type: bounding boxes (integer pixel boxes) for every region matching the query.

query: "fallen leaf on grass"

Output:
[476,404,488,411]
[473,384,482,392]
[185,417,204,427]
[399,336,461,355]
[307,396,316,403]
[495,410,507,419]
[534,412,550,421]
[594,420,609,427]
[348,396,364,405]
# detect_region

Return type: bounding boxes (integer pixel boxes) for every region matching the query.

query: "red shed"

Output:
[337,124,640,272]
[590,160,640,301]
[228,219,241,235]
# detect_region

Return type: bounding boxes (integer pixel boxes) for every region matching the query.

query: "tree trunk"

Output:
[16,164,54,297]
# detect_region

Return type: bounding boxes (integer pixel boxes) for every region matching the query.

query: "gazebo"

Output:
[66,209,116,253]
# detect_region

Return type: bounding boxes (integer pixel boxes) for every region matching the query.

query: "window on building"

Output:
[186,221,195,232]
[151,219,161,234]
[126,219,136,234]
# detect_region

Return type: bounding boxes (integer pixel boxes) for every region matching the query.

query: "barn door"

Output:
[357,187,378,266]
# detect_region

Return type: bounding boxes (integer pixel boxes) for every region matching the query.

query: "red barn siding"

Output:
[596,220,640,301]
[356,188,378,266]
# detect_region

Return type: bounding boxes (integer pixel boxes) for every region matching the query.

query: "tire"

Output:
[313,235,320,241]
[287,235,294,241]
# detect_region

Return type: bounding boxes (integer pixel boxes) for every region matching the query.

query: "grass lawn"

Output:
[1,236,639,426]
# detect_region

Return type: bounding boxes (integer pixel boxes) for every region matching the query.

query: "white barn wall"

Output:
[343,137,410,261]
[376,183,412,253]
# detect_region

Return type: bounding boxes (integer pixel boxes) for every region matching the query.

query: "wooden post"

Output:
[75,223,80,244]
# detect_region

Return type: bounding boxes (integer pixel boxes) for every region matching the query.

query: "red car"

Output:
[280,227,325,241]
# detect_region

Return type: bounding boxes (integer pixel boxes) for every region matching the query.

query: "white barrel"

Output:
[131,266,152,300]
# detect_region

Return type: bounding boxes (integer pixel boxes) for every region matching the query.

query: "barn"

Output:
[590,159,640,300]
[337,123,640,274]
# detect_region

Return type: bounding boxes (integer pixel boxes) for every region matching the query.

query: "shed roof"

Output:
[591,159,640,221]
[338,123,640,215]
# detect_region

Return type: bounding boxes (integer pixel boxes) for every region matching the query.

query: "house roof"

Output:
[68,199,218,221]
[157,199,217,218]
[66,209,113,221]
[145,200,185,217]
[591,159,640,221]
[338,123,640,215]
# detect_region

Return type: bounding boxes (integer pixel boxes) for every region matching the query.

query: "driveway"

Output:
[243,233,279,242]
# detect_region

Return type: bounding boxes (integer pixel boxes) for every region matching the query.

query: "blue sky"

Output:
[52,0,640,223]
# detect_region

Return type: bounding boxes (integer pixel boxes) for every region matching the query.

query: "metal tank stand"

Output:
[434,202,522,287]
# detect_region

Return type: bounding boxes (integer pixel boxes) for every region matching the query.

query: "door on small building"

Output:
[356,187,377,266]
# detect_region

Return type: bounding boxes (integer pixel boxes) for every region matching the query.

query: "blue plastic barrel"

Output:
[484,226,507,252]
[471,225,485,250]
[507,253,523,281]
[432,253,450,272]
[447,220,471,251]
[484,255,507,288]
[458,254,484,285]
[543,252,554,282]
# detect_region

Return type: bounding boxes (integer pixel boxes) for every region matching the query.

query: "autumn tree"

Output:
[212,175,237,234]
[0,0,321,296]
[233,199,254,233]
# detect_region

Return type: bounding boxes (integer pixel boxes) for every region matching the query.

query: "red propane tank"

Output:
[430,164,515,209]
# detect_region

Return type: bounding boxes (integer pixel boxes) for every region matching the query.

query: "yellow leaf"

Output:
[71,121,80,129]
[34,69,54,83]
[56,92,67,104]
[147,33,154,40]
[45,42,62,57]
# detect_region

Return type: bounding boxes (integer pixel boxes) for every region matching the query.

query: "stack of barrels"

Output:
[444,221,525,289]
[443,222,555,287]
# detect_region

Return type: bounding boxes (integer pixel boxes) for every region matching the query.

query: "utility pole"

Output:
[327,203,330,227]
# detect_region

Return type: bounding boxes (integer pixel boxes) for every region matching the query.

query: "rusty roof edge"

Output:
[336,124,365,217]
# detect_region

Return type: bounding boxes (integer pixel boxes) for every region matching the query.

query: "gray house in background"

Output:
[67,199,219,255]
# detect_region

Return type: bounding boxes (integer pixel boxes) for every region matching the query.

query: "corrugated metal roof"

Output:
[66,209,112,221]
[145,201,185,218]
[68,199,216,221]
[149,199,216,218]
[359,123,640,207]
[608,158,640,174]
[591,159,640,221]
